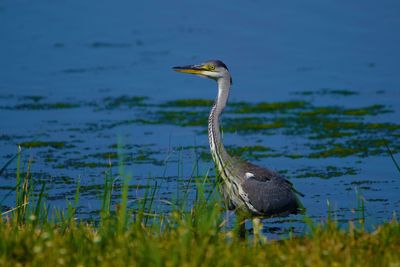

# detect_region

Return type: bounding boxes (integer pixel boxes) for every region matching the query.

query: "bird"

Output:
[173,60,303,234]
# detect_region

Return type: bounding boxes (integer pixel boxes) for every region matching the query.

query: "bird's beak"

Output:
[172,64,206,75]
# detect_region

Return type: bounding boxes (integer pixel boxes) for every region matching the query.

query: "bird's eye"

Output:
[209,65,215,71]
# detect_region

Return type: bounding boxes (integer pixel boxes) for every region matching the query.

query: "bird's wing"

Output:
[242,177,303,216]
[239,160,304,197]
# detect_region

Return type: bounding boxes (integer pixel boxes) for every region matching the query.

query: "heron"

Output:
[173,60,304,236]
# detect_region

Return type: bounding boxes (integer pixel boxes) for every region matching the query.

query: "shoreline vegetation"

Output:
[1,214,399,266]
[0,148,399,266]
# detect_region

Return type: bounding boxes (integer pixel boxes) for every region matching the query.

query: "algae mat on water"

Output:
[5,94,399,160]
[2,94,399,174]
[1,92,399,228]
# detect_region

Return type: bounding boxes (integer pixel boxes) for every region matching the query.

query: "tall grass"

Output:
[0,147,399,266]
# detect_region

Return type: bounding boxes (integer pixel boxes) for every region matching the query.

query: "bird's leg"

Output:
[237,215,246,240]
[252,217,265,244]
[239,222,246,240]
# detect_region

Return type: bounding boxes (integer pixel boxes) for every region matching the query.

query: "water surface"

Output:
[1,0,399,236]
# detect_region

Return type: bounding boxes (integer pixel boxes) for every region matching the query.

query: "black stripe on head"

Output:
[213,60,229,70]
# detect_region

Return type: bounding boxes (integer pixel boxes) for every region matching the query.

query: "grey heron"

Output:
[173,60,303,233]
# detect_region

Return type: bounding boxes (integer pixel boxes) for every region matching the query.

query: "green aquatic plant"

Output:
[294,88,359,96]
[5,102,80,110]
[294,166,358,179]
[162,98,214,107]
[54,161,111,169]
[148,110,208,127]
[20,95,45,102]
[19,141,67,149]
[230,100,309,114]
[4,96,398,177]
[223,117,285,133]
[299,104,391,117]
[308,138,399,158]
[7,95,392,162]
[102,95,148,109]
[118,98,400,159]
[90,42,132,48]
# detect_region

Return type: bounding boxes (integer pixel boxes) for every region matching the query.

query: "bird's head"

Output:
[173,60,232,83]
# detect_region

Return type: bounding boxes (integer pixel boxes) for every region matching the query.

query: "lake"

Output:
[1,0,399,237]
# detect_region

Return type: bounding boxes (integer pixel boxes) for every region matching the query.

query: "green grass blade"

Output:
[384,141,400,173]
[0,153,18,178]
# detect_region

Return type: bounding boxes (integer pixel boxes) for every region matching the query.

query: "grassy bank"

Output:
[0,149,399,266]
[1,215,399,266]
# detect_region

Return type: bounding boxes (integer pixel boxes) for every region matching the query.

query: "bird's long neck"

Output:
[208,77,233,172]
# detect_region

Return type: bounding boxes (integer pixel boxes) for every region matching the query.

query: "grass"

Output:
[0,148,399,266]
[1,215,399,266]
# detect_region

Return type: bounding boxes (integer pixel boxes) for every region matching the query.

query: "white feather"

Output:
[245,172,255,179]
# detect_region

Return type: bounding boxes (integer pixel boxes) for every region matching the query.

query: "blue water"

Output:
[1,0,399,236]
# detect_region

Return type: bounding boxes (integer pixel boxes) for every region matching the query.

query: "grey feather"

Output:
[241,171,302,216]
